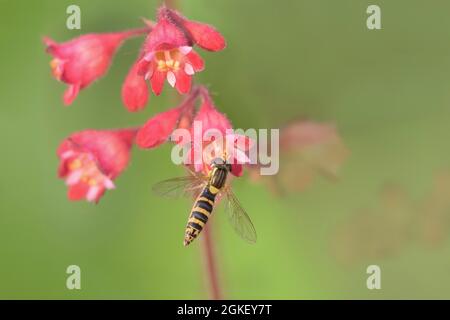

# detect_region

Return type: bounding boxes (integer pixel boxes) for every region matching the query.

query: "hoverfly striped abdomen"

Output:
[184,187,218,246]
[184,160,231,246]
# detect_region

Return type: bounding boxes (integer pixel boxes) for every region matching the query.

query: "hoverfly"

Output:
[152,157,257,246]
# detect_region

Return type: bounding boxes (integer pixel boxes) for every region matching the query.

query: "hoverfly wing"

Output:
[152,175,206,199]
[225,188,257,244]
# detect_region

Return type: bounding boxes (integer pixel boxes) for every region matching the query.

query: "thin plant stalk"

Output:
[201,221,223,300]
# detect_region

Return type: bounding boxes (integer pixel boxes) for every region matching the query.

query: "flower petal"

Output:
[86,186,102,202]
[103,178,116,190]
[144,14,190,53]
[182,20,226,52]
[143,52,155,62]
[122,60,149,112]
[174,70,192,94]
[66,170,83,186]
[231,164,243,177]
[68,183,89,201]
[150,70,166,95]
[186,50,205,72]
[63,84,80,106]
[184,63,195,76]
[137,58,152,76]
[136,106,184,149]
[43,36,59,55]
[167,71,176,87]
[179,46,193,55]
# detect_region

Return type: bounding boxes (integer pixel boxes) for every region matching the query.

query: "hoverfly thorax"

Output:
[209,157,232,190]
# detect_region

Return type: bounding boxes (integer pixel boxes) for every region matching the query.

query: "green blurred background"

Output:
[1,0,450,299]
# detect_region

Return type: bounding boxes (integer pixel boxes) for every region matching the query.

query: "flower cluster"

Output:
[45,6,246,203]
[44,6,225,110]
[136,86,252,177]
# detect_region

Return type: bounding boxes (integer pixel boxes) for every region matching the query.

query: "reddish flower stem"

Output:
[179,86,201,110]
[201,222,223,300]
[177,85,211,112]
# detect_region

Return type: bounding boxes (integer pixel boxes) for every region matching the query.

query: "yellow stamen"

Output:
[50,59,58,69]
[69,159,82,170]
[154,49,183,72]
[166,60,174,68]
[50,59,63,80]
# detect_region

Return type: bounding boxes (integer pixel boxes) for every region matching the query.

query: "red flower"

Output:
[57,129,136,203]
[44,28,148,106]
[136,7,225,96]
[136,105,185,149]
[136,91,196,148]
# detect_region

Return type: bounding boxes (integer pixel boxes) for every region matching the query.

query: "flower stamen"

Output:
[65,153,115,198]
[155,50,182,72]
[50,58,63,80]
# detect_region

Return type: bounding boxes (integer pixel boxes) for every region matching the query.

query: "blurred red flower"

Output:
[57,129,136,203]
[249,120,349,194]
[44,29,148,106]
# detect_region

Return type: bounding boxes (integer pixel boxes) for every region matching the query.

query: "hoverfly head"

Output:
[211,157,232,172]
